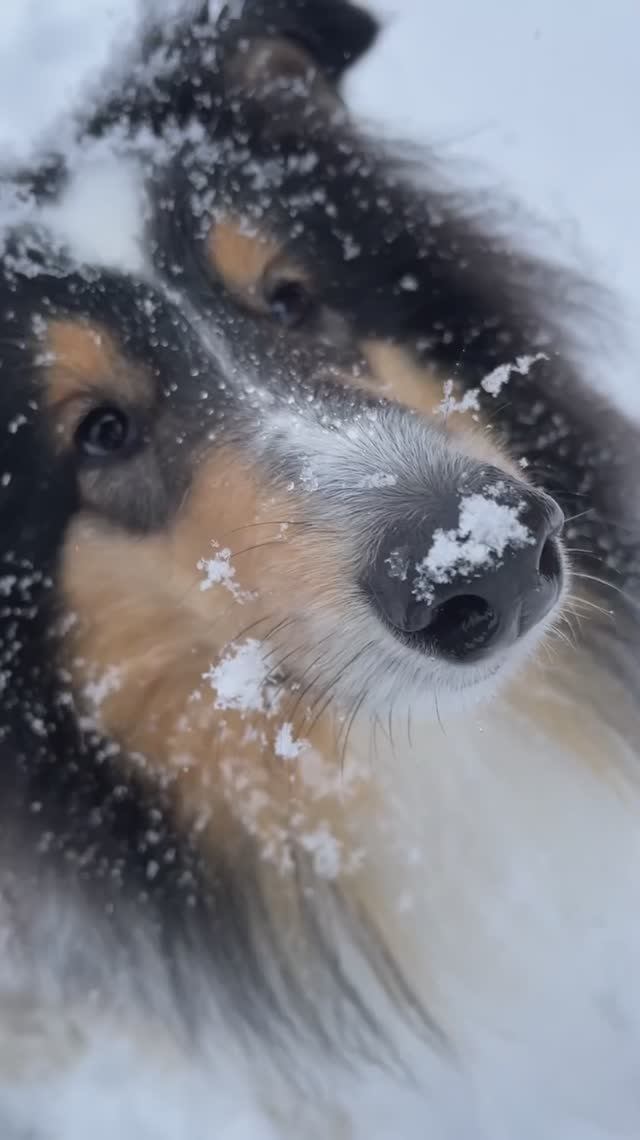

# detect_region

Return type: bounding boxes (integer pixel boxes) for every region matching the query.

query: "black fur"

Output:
[0,243,436,1069]
[15,0,376,203]
[0,256,273,1034]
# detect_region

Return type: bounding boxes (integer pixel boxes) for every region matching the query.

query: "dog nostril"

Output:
[363,484,565,663]
[417,595,498,660]
[538,536,561,581]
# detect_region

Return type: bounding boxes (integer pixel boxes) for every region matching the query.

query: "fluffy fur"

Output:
[1,3,639,1137]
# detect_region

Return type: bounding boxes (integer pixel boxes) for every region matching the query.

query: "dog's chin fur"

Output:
[1,637,638,1140]
[319,589,566,725]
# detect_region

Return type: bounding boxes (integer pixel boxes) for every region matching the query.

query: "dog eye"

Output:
[74,405,139,459]
[264,278,314,328]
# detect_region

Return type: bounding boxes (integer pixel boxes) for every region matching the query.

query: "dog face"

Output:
[116,0,640,682]
[32,0,613,581]
[0,238,565,758]
[138,2,591,519]
[0,0,577,903]
[0,243,567,937]
[23,0,632,614]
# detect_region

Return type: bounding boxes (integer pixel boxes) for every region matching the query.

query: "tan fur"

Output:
[54,326,522,868]
[206,229,527,481]
[509,643,639,785]
[364,340,445,413]
[365,340,520,472]
[207,228,529,477]
[49,316,627,1079]
[208,220,286,302]
[61,451,372,873]
[207,216,315,321]
[45,319,153,446]
[53,312,556,935]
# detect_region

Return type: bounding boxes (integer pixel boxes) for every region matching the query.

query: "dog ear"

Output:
[222,0,379,98]
[251,0,379,80]
[223,35,341,113]
[80,0,378,142]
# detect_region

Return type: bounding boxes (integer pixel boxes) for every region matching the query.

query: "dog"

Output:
[1,2,640,1137]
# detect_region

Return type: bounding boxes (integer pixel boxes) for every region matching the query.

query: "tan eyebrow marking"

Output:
[44,319,152,408]
[43,318,154,449]
[207,219,285,298]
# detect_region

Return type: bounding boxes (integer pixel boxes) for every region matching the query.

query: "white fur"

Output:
[1,674,639,1139]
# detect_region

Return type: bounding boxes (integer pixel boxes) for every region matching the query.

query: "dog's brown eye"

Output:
[265,278,314,328]
[74,406,137,459]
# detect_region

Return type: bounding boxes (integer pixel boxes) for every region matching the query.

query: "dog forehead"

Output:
[42,318,154,409]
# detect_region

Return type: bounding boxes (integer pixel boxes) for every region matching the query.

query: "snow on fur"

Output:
[481,352,548,397]
[438,354,548,418]
[198,545,255,604]
[204,639,275,714]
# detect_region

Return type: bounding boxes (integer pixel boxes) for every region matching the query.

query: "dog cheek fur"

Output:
[57,448,377,871]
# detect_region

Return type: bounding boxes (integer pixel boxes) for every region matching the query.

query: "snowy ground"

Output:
[0,0,638,411]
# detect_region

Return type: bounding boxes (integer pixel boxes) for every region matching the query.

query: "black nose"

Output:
[363,476,564,662]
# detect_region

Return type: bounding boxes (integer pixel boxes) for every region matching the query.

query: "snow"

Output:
[298,824,343,879]
[0,576,17,597]
[398,274,419,292]
[413,493,533,601]
[7,414,28,435]
[481,353,548,397]
[438,354,550,418]
[83,666,123,710]
[357,471,398,489]
[384,549,409,583]
[198,546,254,604]
[203,639,273,714]
[199,549,238,591]
[41,156,147,274]
[273,722,304,760]
[438,381,481,417]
